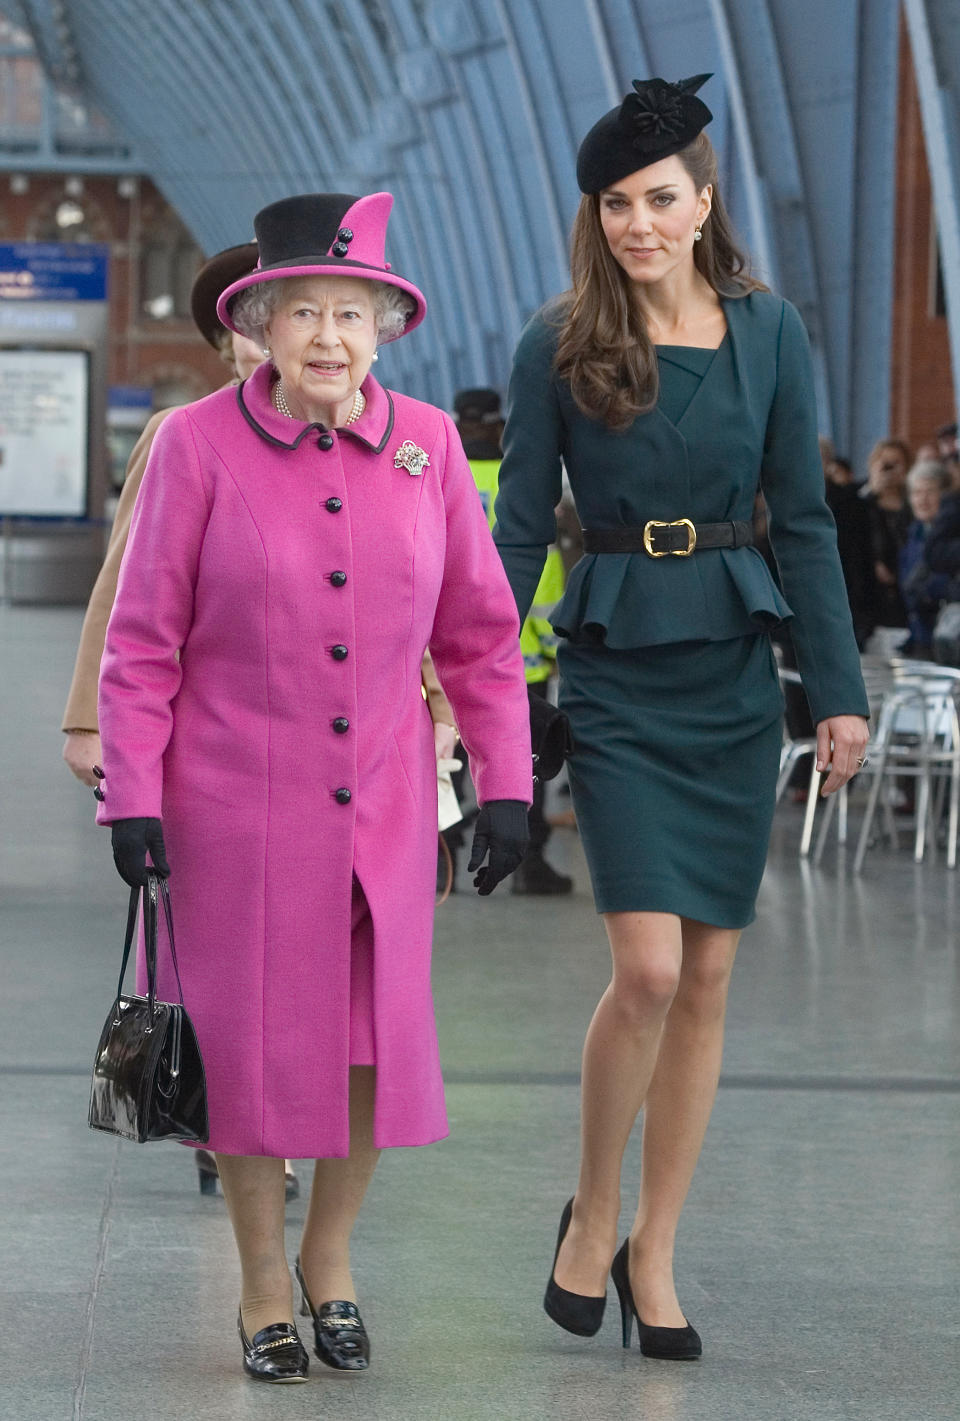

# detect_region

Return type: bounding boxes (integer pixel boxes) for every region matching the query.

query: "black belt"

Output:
[582,519,754,558]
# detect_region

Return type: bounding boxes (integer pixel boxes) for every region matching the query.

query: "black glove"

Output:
[528,687,574,781]
[111,817,170,888]
[467,800,530,896]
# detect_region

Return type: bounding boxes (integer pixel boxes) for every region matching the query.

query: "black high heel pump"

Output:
[543,1197,606,1336]
[610,1239,701,1360]
[295,1256,370,1371]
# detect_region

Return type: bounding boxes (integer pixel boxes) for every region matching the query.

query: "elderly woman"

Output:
[899,459,954,655]
[96,191,532,1382]
[493,76,868,1358]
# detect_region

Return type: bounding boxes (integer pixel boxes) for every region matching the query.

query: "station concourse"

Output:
[1,603,957,1421]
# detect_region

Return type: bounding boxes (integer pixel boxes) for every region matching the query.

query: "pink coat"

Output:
[97,362,532,1157]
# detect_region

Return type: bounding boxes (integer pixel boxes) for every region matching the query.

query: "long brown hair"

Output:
[554,133,764,429]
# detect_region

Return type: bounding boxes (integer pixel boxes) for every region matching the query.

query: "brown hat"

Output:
[190,241,259,348]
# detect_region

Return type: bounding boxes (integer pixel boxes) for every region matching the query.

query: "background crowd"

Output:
[816,420,960,661]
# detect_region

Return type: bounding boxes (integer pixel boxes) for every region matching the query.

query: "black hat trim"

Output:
[235,380,395,456]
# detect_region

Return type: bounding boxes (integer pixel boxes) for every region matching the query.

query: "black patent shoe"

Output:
[511,851,573,895]
[610,1241,701,1360]
[295,1256,370,1371]
[543,1197,606,1336]
[237,1312,309,1382]
[198,1153,299,1201]
[195,1148,219,1195]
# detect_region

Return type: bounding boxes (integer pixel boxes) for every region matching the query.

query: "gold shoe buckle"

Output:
[642,518,698,557]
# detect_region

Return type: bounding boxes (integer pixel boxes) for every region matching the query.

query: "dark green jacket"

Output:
[493,290,868,725]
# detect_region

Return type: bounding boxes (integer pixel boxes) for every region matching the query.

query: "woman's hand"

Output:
[816,716,870,796]
[468,800,530,895]
[433,721,458,763]
[62,731,103,787]
[111,818,170,887]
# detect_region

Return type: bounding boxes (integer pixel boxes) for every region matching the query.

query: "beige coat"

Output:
[61,408,456,732]
[62,409,174,731]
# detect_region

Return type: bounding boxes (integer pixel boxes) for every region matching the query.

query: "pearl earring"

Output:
[694,226,703,242]
[262,345,272,357]
[371,351,379,362]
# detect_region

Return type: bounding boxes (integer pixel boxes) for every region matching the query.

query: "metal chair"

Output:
[776,667,817,804]
[851,664,960,871]
[799,662,894,862]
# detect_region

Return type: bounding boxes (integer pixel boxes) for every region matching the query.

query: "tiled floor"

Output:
[2,605,958,1420]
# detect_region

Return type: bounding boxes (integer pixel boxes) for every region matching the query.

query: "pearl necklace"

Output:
[273,380,365,427]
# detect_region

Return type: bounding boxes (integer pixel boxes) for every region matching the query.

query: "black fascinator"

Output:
[576,74,713,194]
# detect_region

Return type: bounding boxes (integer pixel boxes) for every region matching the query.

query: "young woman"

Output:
[493,75,869,1359]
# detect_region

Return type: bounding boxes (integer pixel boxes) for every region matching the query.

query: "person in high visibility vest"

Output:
[453,388,573,894]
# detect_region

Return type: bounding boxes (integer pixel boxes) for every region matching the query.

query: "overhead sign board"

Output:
[0,347,90,516]
[0,243,109,302]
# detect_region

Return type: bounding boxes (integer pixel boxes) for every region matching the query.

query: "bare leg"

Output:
[553,911,683,1296]
[298,1066,381,1304]
[628,920,740,1325]
[215,1153,291,1338]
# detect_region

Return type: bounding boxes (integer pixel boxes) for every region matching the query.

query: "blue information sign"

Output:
[0,243,109,302]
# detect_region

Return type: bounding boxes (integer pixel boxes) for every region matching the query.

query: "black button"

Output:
[330,570,347,587]
[331,644,348,661]
[325,497,342,512]
[335,788,352,805]
[337,227,353,242]
[332,717,349,734]
[318,433,334,451]
[332,241,349,258]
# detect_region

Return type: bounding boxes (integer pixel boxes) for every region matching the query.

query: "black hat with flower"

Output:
[576,75,713,194]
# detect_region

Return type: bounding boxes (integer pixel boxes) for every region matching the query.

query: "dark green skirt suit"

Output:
[493,290,869,928]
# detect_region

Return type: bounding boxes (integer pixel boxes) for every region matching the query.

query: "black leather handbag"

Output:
[88,871,208,1144]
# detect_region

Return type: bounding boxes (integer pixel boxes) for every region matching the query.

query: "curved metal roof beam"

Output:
[705,0,776,284]
[705,0,829,430]
[226,4,330,182]
[489,0,573,284]
[319,2,450,399]
[67,0,236,239]
[848,0,899,468]
[904,0,960,417]
[589,0,654,93]
[273,1,369,137]
[69,0,276,242]
[341,0,489,393]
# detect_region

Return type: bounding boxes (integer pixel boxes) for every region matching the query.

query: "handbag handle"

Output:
[115,872,187,1025]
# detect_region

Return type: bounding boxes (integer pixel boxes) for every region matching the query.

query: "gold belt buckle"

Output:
[642,518,698,557]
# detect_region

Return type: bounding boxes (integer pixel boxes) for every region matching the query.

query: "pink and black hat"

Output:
[216,191,426,342]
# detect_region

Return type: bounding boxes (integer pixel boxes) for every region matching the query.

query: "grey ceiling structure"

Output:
[3,0,958,470]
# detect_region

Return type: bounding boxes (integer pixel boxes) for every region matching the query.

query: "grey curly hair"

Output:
[230,277,415,345]
[906,458,952,493]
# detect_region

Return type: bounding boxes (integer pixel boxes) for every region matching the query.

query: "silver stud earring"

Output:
[694,225,703,242]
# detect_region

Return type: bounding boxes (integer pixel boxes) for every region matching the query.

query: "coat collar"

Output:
[236,359,394,454]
